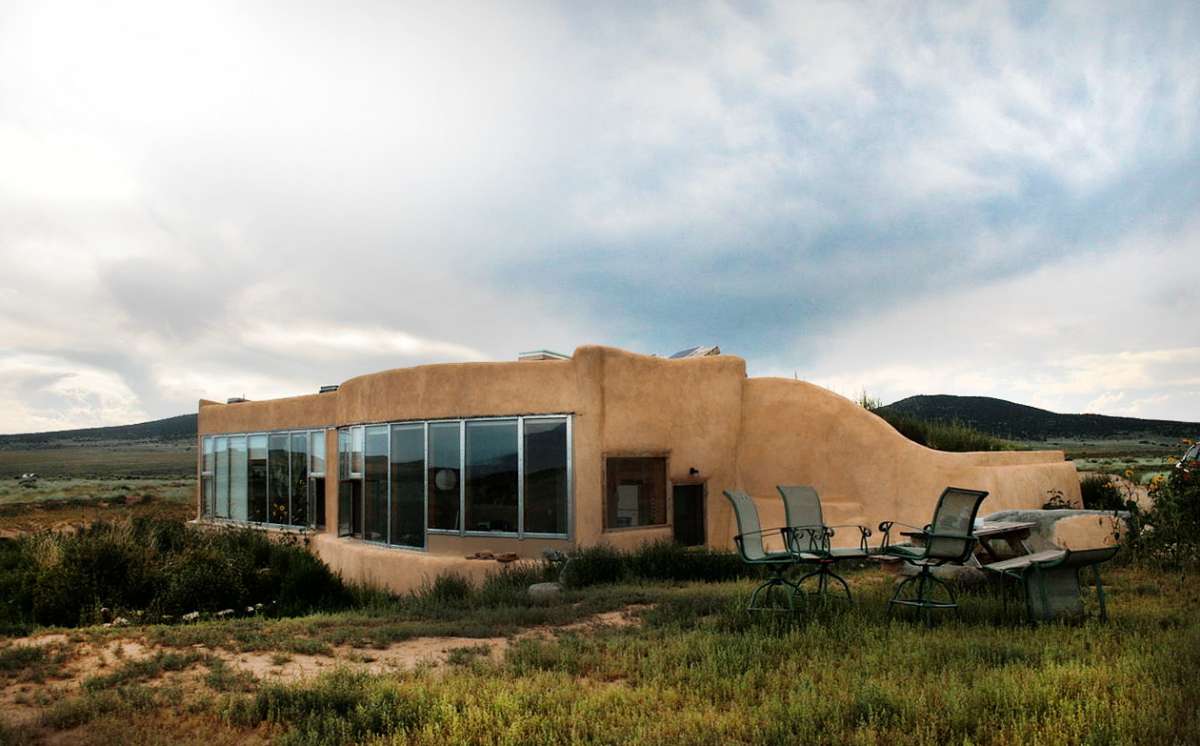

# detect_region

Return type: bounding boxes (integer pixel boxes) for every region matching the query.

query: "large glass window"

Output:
[310,431,326,530]
[248,434,268,523]
[215,436,230,518]
[428,422,461,531]
[202,438,214,517]
[338,428,354,536]
[605,457,667,529]
[230,436,248,522]
[390,424,425,548]
[268,433,290,525]
[290,433,308,527]
[524,418,568,535]
[464,420,518,533]
[333,414,570,543]
[363,426,389,542]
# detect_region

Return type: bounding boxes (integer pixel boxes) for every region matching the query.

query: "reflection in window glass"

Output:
[390,424,425,548]
[202,438,214,517]
[364,426,389,542]
[465,420,518,533]
[215,437,230,518]
[248,435,268,522]
[310,431,326,475]
[230,436,248,521]
[338,429,351,481]
[269,434,290,524]
[351,427,365,476]
[523,419,568,535]
[605,457,667,529]
[427,422,461,531]
[290,433,308,527]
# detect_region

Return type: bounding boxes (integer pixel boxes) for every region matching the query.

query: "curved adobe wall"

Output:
[732,377,1080,547]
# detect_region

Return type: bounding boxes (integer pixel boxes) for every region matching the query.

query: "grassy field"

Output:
[0,444,194,479]
[0,564,1195,745]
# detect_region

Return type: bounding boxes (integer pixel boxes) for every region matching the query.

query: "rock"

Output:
[111,617,130,627]
[495,552,520,563]
[216,608,234,618]
[528,582,562,601]
[182,611,200,622]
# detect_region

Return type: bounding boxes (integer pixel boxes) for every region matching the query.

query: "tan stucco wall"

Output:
[196,345,1079,592]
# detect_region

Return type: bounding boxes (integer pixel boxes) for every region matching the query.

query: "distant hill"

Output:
[0,414,197,447]
[881,395,1200,442]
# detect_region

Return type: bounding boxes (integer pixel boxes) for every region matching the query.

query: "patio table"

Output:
[901,520,1038,565]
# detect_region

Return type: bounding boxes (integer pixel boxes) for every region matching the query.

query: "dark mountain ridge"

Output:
[881,395,1200,441]
[0,414,197,446]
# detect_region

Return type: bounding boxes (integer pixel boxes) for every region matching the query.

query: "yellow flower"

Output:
[1124,468,1134,478]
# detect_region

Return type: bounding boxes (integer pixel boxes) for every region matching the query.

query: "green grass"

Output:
[0,475,194,507]
[213,567,1196,746]
[5,566,1193,745]
[0,445,194,479]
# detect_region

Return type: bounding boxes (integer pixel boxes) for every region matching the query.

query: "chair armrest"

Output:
[877,521,922,551]
[826,524,873,553]
[733,527,794,556]
[787,524,831,553]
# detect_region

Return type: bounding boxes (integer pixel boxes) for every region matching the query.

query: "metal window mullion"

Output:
[459,420,465,537]
[386,424,392,546]
[517,417,525,539]
[566,415,574,541]
[287,431,292,527]
[423,422,429,548]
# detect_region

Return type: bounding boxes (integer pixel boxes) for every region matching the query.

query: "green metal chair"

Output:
[776,485,871,602]
[878,487,989,625]
[984,546,1117,623]
[723,489,802,612]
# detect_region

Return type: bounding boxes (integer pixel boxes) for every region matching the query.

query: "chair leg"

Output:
[887,573,917,618]
[1093,565,1108,622]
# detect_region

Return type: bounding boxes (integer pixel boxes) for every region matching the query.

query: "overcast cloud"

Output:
[1,0,1198,433]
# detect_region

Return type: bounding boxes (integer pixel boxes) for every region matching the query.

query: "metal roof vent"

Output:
[226,396,248,404]
[319,384,340,394]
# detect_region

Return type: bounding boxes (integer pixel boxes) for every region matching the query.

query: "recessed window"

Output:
[427,422,461,531]
[465,420,519,533]
[605,457,667,530]
[248,434,268,523]
[524,418,568,535]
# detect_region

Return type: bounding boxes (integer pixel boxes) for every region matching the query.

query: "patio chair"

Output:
[984,546,1117,622]
[776,485,871,602]
[877,487,989,625]
[723,489,803,612]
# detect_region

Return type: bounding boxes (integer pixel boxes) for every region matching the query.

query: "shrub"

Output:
[413,572,474,607]
[1080,474,1129,511]
[624,540,749,583]
[560,541,751,588]
[560,544,625,588]
[1133,469,1200,569]
[0,519,353,627]
[859,396,1012,452]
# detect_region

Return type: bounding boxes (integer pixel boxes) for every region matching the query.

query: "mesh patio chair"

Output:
[776,485,871,603]
[877,487,989,625]
[723,489,802,612]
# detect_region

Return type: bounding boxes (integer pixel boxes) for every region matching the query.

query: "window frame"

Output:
[199,428,329,530]
[602,452,671,532]
[340,414,573,547]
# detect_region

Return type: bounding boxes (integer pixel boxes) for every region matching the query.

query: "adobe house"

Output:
[196,345,1079,592]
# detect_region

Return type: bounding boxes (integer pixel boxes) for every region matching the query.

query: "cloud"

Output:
[0,1,1198,430]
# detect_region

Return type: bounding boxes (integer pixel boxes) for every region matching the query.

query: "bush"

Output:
[0,519,353,627]
[560,541,752,588]
[1133,469,1200,569]
[560,544,625,588]
[1080,474,1129,511]
[624,540,748,583]
[859,395,1012,452]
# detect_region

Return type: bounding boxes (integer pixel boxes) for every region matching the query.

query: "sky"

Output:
[1,0,1198,434]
